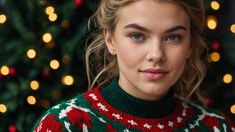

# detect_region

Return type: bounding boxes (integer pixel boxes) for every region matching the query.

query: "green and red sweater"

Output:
[33,79,235,132]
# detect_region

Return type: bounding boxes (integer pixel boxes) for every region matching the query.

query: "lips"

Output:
[139,68,169,80]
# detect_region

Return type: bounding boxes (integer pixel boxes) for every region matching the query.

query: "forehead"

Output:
[116,0,190,32]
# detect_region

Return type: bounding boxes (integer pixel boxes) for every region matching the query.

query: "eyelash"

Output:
[129,32,145,42]
[128,33,184,43]
[165,34,183,42]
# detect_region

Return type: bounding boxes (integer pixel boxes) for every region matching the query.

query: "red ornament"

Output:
[74,0,83,6]
[212,41,221,51]
[8,124,17,132]
[9,68,16,76]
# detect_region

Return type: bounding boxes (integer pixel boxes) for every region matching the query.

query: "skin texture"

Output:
[104,0,192,101]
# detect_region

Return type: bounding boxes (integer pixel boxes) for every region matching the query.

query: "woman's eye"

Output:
[165,34,183,42]
[129,33,145,41]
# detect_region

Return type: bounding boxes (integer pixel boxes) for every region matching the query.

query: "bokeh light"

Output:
[42,33,52,43]
[27,96,36,105]
[0,14,7,24]
[0,104,7,113]
[211,1,220,10]
[0,65,10,76]
[207,15,218,30]
[50,59,60,70]
[48,13,57,22]
[230,104,235,114]
[230,24,235,33]
[45,6,55,15]
[27,49,36,59]
[61,75,74,86]
[210,52,220,62]
[30,80,40,90]
[223,74,233,84]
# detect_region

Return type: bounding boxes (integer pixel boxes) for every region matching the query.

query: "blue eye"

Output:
[165,34,183,42]
[129,33,145,41]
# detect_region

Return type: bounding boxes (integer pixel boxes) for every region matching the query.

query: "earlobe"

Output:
[103,29,116,55]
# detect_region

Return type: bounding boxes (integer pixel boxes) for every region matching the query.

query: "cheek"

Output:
[116,44,144,68]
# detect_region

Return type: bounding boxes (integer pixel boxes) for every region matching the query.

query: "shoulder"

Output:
[33,90,95,132]
[182,99,235,131]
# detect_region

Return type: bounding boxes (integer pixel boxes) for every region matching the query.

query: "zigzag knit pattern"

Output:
[33,87,235,132]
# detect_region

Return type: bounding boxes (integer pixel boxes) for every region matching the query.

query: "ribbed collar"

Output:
[101,78,175,118]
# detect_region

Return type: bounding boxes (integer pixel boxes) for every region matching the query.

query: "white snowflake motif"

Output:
[97,102,108,112]
[184,128,189,132]
[177,116,183,123]
[128,120,138,126]
[52,104,61,109]
[143,123,152,129]
[168,121,174,127]
[157,123,164,129]
[189,124,194,129]
[123,129,131,132]
[89,93,98,101]
[112,113,123,120]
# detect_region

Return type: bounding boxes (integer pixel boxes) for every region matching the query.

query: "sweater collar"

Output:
[101,78,175,118]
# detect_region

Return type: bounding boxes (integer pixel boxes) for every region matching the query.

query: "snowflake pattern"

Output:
[81,88,235,132]
[89,93,98,101]
[157,123,164,129]
[177,116,183,123]
[112,113,123,120]
[97,102,108,112]
[128,120,138,126]
[143,123,152,129]
[168,121,174,127]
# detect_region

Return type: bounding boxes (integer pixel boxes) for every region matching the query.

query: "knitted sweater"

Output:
[33,79,235,132]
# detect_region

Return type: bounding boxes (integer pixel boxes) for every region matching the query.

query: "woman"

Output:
[33,0,235,131]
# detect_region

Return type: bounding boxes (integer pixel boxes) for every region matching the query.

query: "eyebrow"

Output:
[124,23,187,33]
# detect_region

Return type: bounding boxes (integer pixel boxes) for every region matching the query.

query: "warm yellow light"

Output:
[45,6,55,15]
[207,16,217,30]
[211,1,220,10]
[27,96,36,105]
[48,13,57,22]
[50,59,60,70]
[27,49,36,59]
[223,74,233,84]
[30,80,39,90]
[230,24,235,33]
[210,52,220,62]
[62,75,74,86]
[0,65,10,76]
[230,104,235,114]
[0,14,7,24]
[0,104,7,113]
[42,33,52,43]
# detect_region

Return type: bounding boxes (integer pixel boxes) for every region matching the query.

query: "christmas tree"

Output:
[0,0,234,131]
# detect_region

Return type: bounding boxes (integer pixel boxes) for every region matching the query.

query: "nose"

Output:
[146,40,165,64]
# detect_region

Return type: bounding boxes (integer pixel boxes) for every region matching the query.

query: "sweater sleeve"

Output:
[33,96,93,132]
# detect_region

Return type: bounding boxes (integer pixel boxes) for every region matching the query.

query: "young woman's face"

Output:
[105,0,191,100]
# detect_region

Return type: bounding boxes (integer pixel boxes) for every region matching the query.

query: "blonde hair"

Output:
[85,0,208,102]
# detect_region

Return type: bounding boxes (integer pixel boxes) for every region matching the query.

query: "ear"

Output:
[103,29,116,55]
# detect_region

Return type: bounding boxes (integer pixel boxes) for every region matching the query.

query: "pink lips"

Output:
[139,68,169,80]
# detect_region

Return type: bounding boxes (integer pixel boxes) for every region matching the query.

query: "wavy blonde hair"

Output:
[85,0,208,102]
